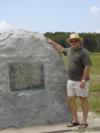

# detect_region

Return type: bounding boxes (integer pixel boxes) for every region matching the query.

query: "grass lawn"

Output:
[89,53,100,113]
[62,53,100,114]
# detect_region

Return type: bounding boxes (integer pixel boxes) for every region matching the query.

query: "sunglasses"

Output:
[70,39,80,43]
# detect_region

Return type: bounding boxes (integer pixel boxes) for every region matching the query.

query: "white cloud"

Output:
[0,20,12,31]
[96,29,100,33]
[90,6,100,16]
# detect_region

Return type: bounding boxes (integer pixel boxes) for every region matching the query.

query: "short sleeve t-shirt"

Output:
[63,47,92,81]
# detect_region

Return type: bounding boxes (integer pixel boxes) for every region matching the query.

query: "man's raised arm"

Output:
[47,38,64,53]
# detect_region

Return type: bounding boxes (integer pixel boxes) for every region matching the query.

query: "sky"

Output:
[0,0,100,33]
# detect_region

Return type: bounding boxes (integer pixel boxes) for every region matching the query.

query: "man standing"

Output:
[47,33,92,128]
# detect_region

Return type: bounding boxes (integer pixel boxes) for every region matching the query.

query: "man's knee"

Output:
[80,97,88,102]
[68,96,76,102]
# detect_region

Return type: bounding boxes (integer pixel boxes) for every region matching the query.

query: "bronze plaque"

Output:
[9,62,44,91]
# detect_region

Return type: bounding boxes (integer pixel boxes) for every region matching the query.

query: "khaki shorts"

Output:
[67,80,89,97]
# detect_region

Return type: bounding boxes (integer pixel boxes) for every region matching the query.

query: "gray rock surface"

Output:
[0,30,71,128]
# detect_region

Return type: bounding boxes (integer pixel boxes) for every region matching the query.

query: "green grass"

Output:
[89,53,100,113]
[89,94,100,113]
[90,53,100,91]
[90,53,100,75]
[62,53,100,113]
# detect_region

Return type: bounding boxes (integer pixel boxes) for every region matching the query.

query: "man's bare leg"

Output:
[80,97,88,124]
[68,96,79,122]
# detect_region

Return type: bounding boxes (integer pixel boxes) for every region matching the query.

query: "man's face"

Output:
[70,39,81,49]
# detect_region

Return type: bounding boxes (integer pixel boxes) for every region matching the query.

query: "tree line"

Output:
[44,32,100,52]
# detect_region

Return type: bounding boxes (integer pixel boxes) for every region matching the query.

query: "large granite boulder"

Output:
[0,30,71,128]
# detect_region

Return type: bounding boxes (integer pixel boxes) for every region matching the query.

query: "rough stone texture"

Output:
[0,30,71,128]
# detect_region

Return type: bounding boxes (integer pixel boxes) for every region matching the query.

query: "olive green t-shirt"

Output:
[63,47,92,81]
